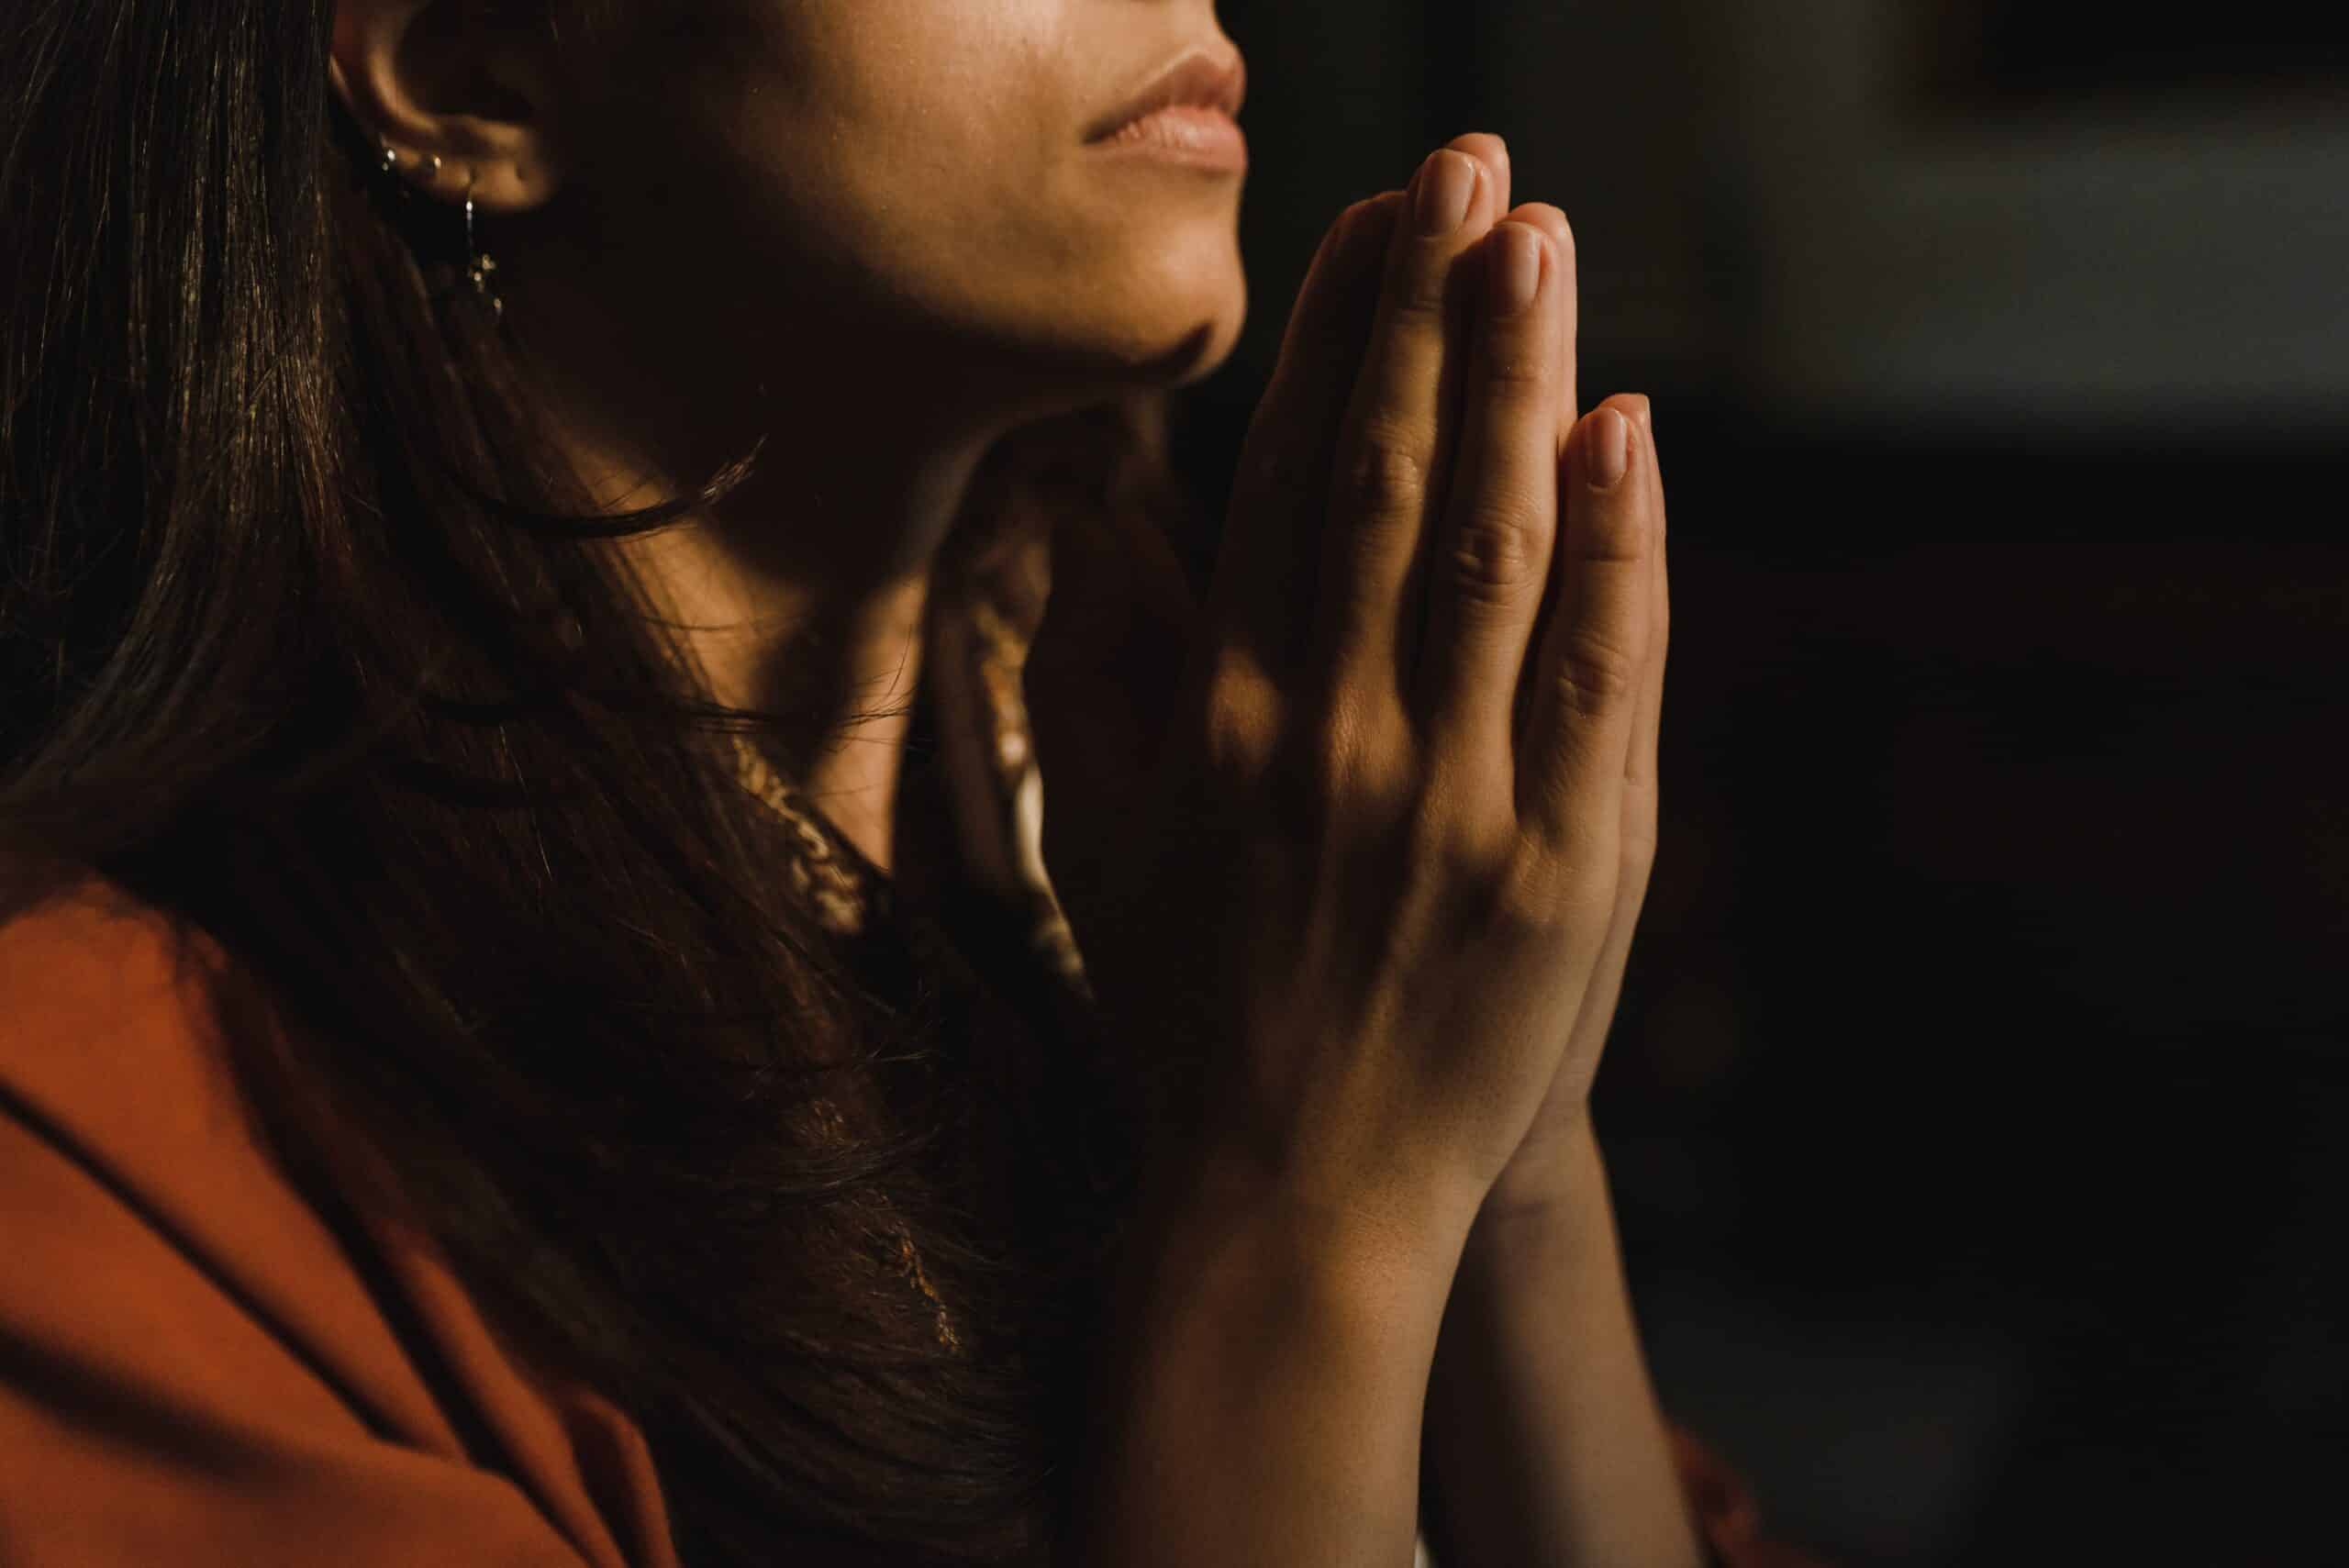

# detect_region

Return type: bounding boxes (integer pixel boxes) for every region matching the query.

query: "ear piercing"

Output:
[462,171,503,318]
[379,143,442,183]
[377,139,504,320]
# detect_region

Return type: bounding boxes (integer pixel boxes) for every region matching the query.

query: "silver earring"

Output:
[379,141,431,200]
[375,129,444,181]
[463,170,504,319]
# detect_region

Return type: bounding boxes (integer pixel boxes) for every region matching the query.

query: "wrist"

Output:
[1473,1104,1608,1240]
[1144,1130,1486,1302]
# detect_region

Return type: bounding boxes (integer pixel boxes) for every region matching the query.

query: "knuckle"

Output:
[1300,696,1379,814]
[1478,325,1553,395]
[1335,418,1430,520]
[1446,503,1543,603]
[1199,650,1283,777]
[1491,862,1560,934]
[1550,627,1642,715]
[1403,783,1514,890]
[1296,712,1416,843]
[1497,845,1613,932]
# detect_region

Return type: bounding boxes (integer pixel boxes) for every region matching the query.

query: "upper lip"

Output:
[1085,45,1247,142]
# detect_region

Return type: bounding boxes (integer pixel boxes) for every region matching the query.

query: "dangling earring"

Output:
[462,168,504,319]
[375,138,504,320]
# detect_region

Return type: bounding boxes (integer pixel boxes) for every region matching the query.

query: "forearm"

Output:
[1419,1114,1706,1568]
[1065,1144,1481,1568]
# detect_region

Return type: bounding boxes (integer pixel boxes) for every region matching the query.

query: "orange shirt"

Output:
[0,873,1820,1567]
[0,877,678,1566]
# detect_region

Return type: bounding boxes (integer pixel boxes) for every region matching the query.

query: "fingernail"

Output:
[1490,225,1542,314]
[1416,150,1477,235]
[1586,408,1629,490]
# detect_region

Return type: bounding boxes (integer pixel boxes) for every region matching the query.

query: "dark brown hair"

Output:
[0,3,1203,1562]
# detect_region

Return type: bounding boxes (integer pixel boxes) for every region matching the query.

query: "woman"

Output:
[0,3,1821,1564]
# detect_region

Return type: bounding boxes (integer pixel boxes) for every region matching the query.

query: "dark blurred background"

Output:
[1170,5,2349,1562]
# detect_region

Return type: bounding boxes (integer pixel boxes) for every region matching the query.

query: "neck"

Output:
[503,261,1096,878]
[602,445,1004,878]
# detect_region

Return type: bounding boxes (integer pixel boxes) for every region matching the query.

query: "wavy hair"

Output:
[0,2,1209,1562]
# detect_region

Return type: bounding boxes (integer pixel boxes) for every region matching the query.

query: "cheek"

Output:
[782,125,1249,381]
[622,6,1247,383]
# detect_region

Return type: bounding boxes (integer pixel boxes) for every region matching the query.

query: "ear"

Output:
[328,0,565,213]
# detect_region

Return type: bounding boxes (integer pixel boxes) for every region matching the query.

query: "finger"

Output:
[1519,399,1655,863]
[1623,396,1666,852]
[1555,395,1668,1065]
[1311,145,1505,720]
[1414,221,1566,777]
[1496,201,1579,744]
[1446,132,1510,217]
[1208,193,1407,683]
[1499,202,1579,443]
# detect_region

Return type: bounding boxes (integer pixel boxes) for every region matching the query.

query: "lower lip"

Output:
[1087,106,1248,172]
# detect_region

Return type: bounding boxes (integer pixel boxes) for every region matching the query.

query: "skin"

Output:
[328,3,1582,876]
[331,0,1256,867]
[333,4,1698,1562]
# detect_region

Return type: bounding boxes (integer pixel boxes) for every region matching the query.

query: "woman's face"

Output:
[533,0,1249,427]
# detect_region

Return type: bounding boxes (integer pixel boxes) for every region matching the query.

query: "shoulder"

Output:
[0,871,351,1334]
[0,871,259,1181]
[0,871,675,1567]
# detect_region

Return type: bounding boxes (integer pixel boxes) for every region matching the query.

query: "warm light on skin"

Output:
[329,0,1251,869]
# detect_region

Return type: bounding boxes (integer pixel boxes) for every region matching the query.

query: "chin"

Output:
[1098,249,1250,387]
[1141,291,1247,389]
[952,235,1246,416]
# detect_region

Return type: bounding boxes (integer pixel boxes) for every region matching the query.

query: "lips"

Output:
[1085,46,1247,144]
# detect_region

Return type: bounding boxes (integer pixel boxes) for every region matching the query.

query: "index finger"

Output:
[1207,193,1406,684]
